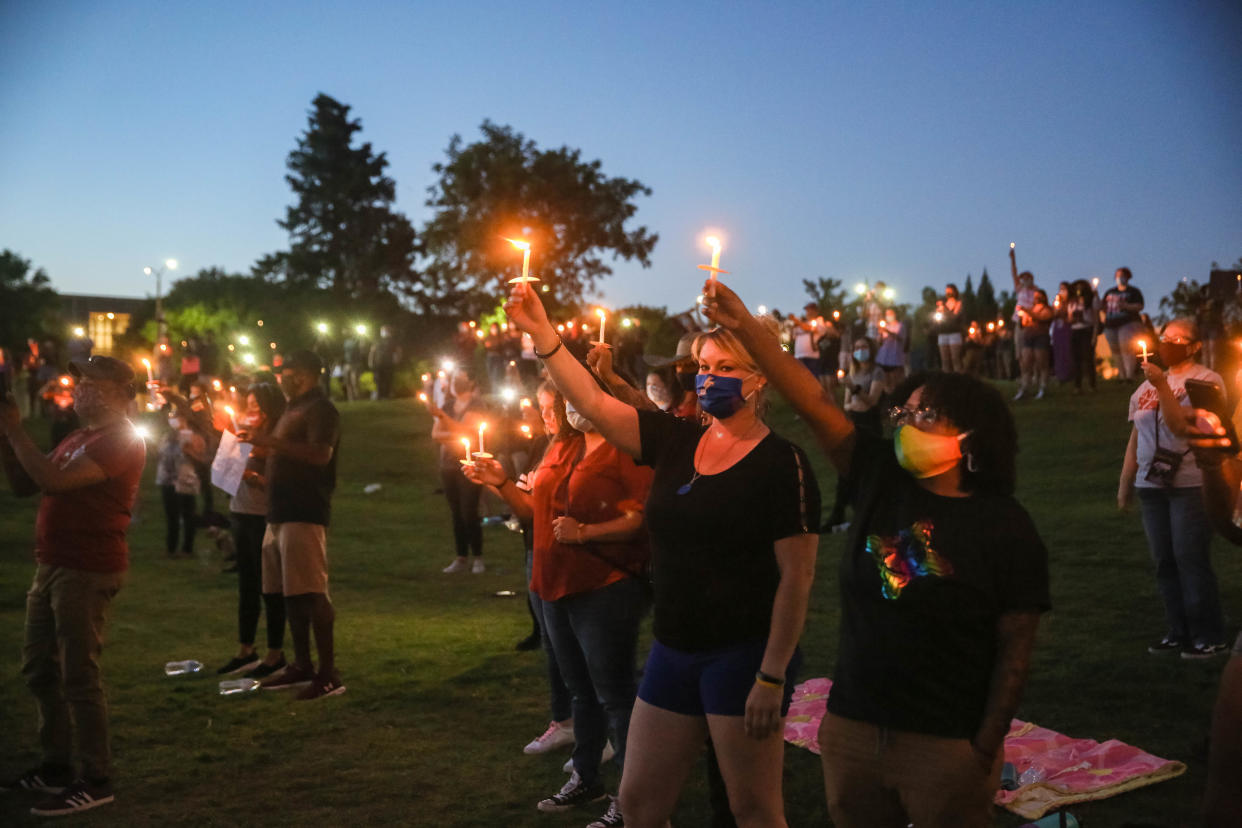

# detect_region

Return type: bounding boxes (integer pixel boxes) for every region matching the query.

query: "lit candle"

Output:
[520,424,532,438]
[596,309,607,344]
[460,436,474,465]
[505,238,539,283]
[837,369,845,380]
[833,310,840,320]
[478,422,488,455]
[520,397,532,409]
[224,405,238,432]
[142,358,153,383]
[697,235,728,281]
[1010,242,1015,250]
[1138,339,1150,364]
[418,392,428,404]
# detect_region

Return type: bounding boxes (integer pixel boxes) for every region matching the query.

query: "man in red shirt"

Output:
[0,355,146,816]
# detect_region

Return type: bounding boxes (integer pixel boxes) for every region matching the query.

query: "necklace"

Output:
[676,418,764,495]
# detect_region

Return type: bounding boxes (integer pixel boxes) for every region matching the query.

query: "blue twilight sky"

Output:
[2,0,1240,318]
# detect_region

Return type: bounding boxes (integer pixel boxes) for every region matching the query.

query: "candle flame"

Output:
[418,392,427,402]
[505,237,531,251]
[705,235,721,250]
[596,308,606,319]
[142,358,151,368]
[224,405,234,416]
[461,437,471,448]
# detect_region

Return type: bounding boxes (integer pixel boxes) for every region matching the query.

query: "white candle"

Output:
[460,436,473,464]
[596,309,607,344]
[224,405,238,432]
[478,422,487,455]
[142,358,153,383]
[1138,340,1150,364]
[506,238,539,283]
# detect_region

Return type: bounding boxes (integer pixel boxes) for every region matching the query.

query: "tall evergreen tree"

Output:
[256,93,418,302]
[976,268,999,322]
[961,274,978,324]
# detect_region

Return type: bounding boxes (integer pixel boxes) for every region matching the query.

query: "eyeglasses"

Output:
[886,405,942,428]
[1158,334,1193,346]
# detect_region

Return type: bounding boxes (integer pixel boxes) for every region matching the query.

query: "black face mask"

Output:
[1157,342,1194,368]
[677,371,697,394]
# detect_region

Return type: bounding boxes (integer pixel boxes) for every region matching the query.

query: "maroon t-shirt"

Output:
[35,420,147,573]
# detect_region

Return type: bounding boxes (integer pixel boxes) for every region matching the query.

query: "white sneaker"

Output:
[562,740,616,773]
[1012,387,1026,401]
[442,558,467,574]
[524,720,575,754]
[1035,387,1045,400]
[471,558,486,574]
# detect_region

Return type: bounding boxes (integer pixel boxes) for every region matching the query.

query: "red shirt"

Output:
[36,420,147,573]
[530,435,653,602]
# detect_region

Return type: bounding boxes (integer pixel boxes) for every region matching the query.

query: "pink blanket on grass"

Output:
[783,678,1186,820]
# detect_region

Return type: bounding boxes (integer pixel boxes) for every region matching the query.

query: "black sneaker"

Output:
[216,654,260,676]
[1147,636,1185,654]
[515,633,541,651]
[536,771,607,813]
[1182,642,1229,660]
[30,779,114,816]
[245,657,288,680]
[587,796,624,827]
[1,766,72,793]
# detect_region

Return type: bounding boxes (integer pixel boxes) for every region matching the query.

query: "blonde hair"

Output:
[691,316,782,418]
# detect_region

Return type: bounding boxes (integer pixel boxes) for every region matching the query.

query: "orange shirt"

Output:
[530,434,653,602]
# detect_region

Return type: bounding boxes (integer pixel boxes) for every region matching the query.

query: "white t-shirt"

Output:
[793,325,818,359]
[1128,363,1223,489]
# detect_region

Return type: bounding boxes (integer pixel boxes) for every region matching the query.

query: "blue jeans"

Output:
[526,548,571,723]
[539,577,648,786]
[1138,487,1224,646]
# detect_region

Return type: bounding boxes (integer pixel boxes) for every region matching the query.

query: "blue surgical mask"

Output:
[695,373,751,419]
[853,349,870,362]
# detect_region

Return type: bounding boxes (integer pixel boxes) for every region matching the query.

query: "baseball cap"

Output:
[68,355,136,385]
[281,349,323,375]
[643,332,699,368]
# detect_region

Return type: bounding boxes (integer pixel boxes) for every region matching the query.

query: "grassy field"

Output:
[1,380,1239,826]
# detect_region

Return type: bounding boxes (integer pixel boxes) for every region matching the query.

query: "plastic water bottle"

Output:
[1017,765,1047,786]
[218,679,261,695]
[1019,812,1079,828]
[164,660,203,676]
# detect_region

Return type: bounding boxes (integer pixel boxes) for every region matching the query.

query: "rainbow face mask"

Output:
[894,425,969,479]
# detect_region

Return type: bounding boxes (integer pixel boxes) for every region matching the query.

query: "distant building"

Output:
[60,293,148,356]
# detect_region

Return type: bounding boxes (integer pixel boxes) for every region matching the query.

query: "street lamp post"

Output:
[143,258,178,344]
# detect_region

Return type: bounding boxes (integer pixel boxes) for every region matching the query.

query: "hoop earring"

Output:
[966,452,979,473]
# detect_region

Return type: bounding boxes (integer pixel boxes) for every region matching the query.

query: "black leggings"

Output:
[161,485,197,555]
[232,513,286,650]
[440,466,483,558]
[1070,328,1096,389]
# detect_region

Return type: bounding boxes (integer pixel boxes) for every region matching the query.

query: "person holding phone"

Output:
[1119,318,1228,659]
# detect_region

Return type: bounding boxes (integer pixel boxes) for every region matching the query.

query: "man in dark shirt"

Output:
[0,356,146,816]
[242,351,344,700]
[1102,267,1146,381]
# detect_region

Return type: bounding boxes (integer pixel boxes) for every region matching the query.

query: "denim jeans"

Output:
[1138,487,1224,646]
[540,577,648,786]
[527,547,571,723]
[23,565,125,781]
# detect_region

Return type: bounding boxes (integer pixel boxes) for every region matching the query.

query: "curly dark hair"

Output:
[891,371,1018,496]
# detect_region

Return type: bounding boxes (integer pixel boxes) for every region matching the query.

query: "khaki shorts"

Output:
[262,522,329,596]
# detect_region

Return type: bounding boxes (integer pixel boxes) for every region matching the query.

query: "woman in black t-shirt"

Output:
[704,280,1050,828]
[504,282,820,828]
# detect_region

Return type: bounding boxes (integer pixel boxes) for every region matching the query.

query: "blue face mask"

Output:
[696,373,750,419]
[853,349,870,362]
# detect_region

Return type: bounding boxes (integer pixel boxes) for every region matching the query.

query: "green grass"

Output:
[2,383,1238,826]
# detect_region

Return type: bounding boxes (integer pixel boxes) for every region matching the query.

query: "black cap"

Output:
[281,349,323,375]
[69,355,136,385]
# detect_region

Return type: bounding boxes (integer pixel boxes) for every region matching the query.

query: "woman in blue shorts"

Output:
[504,282,820,828]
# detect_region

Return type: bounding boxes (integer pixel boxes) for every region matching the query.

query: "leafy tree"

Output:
[0,249,60,353]
[802,276,850,316]
[420,121,658,318]
[256,94,418,302]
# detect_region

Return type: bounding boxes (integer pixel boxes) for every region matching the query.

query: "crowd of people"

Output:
[1,248,1240,824]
